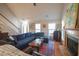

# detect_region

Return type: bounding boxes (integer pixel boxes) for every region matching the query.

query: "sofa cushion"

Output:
[16,34,25,41]
[16,37,35,49]
[34,32,44,38]
[17,37,34,45]
[25,33,32,38]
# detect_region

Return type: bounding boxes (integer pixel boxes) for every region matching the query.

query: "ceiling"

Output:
[6,3,64,22]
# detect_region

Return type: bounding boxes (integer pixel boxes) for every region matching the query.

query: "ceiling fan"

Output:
[33,3,36,6]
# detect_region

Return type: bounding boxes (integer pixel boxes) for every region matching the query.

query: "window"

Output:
[35,24,41,32]
[48,23,56,36]
[22,20,29,33]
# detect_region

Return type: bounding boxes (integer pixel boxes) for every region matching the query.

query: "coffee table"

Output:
[29,38,43,52]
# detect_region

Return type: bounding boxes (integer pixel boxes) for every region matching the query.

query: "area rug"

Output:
[39,40,55,56]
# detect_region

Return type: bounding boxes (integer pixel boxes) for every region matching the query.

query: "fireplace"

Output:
[67,35,78,56]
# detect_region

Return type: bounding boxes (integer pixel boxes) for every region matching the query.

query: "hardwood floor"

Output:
[54,41,62,56]
[54,41,70,56]
[23,39,70,56]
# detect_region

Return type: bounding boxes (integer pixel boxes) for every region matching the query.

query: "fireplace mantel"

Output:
[66,30,79,40]
[66,30,79,56]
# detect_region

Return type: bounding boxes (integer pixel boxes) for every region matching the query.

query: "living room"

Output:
[0,3,79,56]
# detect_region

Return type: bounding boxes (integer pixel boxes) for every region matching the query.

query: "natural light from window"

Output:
[48,23,56,36]
[35,24,41,32]
[22,20,29,33]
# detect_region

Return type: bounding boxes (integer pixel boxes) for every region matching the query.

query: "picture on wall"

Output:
[65,3,78,29]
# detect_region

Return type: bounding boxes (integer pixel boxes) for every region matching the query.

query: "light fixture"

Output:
[33,3,36,6]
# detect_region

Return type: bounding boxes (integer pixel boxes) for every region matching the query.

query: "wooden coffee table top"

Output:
[29,38,43,47]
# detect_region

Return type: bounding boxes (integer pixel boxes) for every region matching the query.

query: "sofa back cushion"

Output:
[16,34,25,41]
[25,32,32,38]
[34,32,44,38]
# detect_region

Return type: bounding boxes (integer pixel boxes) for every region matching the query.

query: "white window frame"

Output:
[35,24,41,32]
[21,20,29,33]
[48,23,56,36]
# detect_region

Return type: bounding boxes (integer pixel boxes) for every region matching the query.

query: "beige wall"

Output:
[41,20,48,35]
[29,19,62,35]
[29,20,48,35]
[0,4,21,35]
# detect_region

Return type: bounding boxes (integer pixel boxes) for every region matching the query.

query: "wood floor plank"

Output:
[54,41,62,56]
[54,41,70,56]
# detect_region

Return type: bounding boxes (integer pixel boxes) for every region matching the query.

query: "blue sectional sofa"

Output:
[12,32,44,50]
